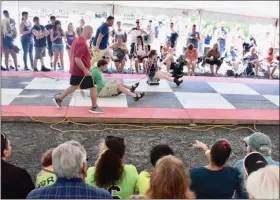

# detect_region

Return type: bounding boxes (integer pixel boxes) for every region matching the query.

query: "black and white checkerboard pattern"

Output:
[1,76,279,109]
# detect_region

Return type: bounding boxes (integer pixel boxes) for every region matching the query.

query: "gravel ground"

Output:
[1,122,279,182]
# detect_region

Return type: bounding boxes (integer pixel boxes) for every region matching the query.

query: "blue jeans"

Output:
[218,39,226,55]
[21,39,34,67]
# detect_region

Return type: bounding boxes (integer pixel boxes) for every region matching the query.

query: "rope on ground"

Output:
[1,73,263,134]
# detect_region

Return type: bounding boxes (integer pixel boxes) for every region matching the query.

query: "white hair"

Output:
[52,140,87,178]
[246,165,279,199]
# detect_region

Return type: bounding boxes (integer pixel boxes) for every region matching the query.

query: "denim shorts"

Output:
[2,36,14,51]
[52,43,64,52]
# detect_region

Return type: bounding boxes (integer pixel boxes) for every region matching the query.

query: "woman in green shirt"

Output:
[36,148,57,188]
[86,136,138,199]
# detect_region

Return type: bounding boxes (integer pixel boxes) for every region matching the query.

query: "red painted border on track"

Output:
[1,71,279,85]
[2,106,279,124]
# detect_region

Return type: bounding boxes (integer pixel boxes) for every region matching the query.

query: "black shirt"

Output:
[1,159,35,199]
[45,23,54,44]
[32,25,47,47]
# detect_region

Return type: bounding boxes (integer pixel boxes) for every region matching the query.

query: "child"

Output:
[185,43,198,76]
[91,59,145,101]
[146,50,183,86]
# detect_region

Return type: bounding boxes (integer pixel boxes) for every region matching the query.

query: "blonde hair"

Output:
[246,165,279,199]
[67,22,74,32]
[146,155,195,199]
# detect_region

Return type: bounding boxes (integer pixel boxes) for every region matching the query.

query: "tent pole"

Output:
[273,19,278,49]
[198,9,202,32]
[112,1,115,17]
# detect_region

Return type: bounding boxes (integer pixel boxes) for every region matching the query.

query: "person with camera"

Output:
[109,35,128,73]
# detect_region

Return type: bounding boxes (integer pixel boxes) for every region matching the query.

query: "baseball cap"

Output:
[243,152,268,175]
[3,10,9,15]
[244,132,272,151]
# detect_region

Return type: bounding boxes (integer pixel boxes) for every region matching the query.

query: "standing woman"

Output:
[64,23,76,63]
[50,20,64,71]
[112,21,127,43]
[20,12,33,70]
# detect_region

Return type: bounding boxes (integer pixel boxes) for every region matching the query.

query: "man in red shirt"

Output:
[53,25,104,113]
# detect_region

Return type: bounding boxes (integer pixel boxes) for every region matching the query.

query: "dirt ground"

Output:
[1,122,279,182]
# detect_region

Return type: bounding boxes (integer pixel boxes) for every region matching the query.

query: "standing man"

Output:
[167,22,179,48]
[91,16,115,73]
[76,19,85,37]
[31,17,51,72]
[128,19,147,67]
[144,20,153,45]
[215,22,228,55]
[187,24,200,49]
[45,16,56,68]
[53,26,104,114]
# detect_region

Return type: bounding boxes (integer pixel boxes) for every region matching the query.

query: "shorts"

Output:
[70,75,94,89]
[52,43,64,52]
[91,49,107,65]
[2,36,14,51]
[35,46,46,59]
[206,59,222,67]
[186,59,197,65]
[98,80,118,97]
[47,43,53,57]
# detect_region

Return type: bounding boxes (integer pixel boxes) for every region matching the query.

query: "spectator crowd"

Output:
[1,10,279,79]
[1,131,279,199]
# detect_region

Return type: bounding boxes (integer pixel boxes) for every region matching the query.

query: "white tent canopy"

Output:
[62,1,279,25]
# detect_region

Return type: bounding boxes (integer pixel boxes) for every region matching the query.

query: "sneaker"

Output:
[53,95,62,108]
[89,106,104,114]
[130,82,139,92]
[41,65,51,72]
[33,67,39,72]
[9,65,15,70]
[174,78,183,86]
[24,66,30,71]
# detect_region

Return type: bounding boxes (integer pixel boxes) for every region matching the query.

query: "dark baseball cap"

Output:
[243,152,268,175]
[244,132,272,152]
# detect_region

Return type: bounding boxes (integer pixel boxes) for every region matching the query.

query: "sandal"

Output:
[134,92,145,101]
[130,82,139,92]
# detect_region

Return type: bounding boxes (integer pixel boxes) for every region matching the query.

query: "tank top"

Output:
[66,31,75,45]
[204,35,212,45]
[21,21,32,41]
[53,29,64,44]
[135,44,145,57]
[114,29,126,43]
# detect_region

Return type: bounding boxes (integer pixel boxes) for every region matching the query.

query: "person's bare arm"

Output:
[20,22,31,35]
[109,43,116,49]
[95,33,104,49]
[32,29,44,39]
[50,30,59,42]
[75,57,91,76]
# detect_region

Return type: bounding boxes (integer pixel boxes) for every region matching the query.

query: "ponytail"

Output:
[94,149,124,187]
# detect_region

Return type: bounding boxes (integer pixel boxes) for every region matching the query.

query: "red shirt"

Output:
[69,36,91,76]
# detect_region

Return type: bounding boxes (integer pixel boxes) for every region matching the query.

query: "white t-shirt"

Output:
[131,30,142,43]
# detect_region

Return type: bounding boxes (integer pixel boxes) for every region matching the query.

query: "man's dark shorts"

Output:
[70,75,94,89]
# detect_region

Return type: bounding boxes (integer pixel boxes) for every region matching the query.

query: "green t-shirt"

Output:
[36,171,57,188]
[135,171,151,195]
[86,164,138,199]
[91,66,105,93]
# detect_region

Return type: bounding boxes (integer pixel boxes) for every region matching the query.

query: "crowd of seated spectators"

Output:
[1,131,279,199]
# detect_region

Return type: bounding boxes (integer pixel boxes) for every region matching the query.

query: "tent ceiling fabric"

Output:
[62,1,278,20]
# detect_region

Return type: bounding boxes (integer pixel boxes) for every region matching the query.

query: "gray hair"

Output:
[257,146,272,156]
[52,140,87,178]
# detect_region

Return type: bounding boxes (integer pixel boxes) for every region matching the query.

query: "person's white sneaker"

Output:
[89,106,104,114]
